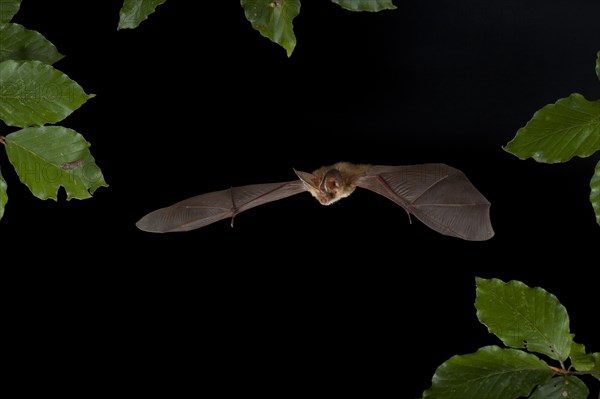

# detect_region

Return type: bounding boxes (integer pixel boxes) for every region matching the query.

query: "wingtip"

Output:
[135,212,171,233]
[135,217,160,233]
[467,226,495,241]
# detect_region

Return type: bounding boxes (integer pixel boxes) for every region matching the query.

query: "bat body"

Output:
[136,162,494,241]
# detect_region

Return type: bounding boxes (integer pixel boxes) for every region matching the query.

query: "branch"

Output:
[549,365,600,376]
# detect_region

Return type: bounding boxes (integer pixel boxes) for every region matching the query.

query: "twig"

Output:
[549,365,600,376]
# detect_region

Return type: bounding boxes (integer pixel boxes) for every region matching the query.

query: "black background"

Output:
[3,1,599,396]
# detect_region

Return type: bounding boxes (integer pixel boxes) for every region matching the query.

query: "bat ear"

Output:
[293,169,318,189]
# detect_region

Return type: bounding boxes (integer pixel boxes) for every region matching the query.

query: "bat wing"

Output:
[355,164,494,241]
[136,180,307,232]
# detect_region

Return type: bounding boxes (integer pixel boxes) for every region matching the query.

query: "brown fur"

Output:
[306,162,371,205]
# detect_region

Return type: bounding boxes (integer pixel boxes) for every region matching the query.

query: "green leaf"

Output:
[570,341,600,380]
[475,277,572,361]
[421,346,552,399]
[569,341,589,367]
[596,50,600,82]
[0,0,20,23]
[0,165,7,220]
[592,160,600,226]
[504,93,600,163]
[5,126,107,200]
[0,23,64,64]
[591,353,600,381]
[529,376,588,399]
[118,0,166,30]
[331,0,397,12]
[241,0,300,57]
[0,60,93,127]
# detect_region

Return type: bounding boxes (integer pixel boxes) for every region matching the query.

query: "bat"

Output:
[136,162,494,241]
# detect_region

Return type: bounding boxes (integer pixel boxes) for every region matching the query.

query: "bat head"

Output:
[294,167,355,206]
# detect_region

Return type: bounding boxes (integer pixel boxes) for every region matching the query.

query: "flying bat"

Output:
[136,162,494,241]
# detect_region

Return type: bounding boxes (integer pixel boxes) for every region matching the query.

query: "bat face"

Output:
[294,169,346,205]
[294,162,368,205]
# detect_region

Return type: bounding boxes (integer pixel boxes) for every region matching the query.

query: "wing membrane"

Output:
[356,164,494,240]
[136,181,306,232]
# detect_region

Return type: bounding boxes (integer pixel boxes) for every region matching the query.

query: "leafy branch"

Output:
[0,0,107,221]
[421,278,599,399]
[116,1,397,56]
[504,51,600,226]
[240,0,397,56]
